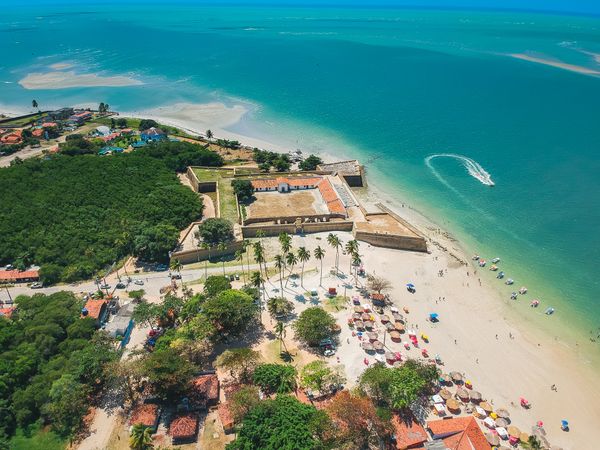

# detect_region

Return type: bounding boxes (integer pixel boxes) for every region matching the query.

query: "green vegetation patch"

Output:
[193,168,239,222]
[0,154,202,282]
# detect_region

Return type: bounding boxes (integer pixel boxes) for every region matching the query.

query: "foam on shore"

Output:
[19,70,144,90]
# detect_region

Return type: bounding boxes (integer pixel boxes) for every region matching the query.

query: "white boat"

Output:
[489,265,498,271]
[491,257,501,263]
[510,292,518,300]
[519,287,528,294]
[472,255,480,261]
[545,307,555,315]
[505,278,514,285]
[479,260,487,267]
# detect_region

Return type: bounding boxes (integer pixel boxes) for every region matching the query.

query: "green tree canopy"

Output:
[203,275,232,297]
[142,348,194,401]
[202,289,258,338]
[227,395,329,450]
[231,179,254,202]
[300,360,345,393]
[292,307,336,346]
[253,364,297,394]
[215,348,261,384]
[197,218,234,246]
[299,154,323,171]
[133,224,179,262]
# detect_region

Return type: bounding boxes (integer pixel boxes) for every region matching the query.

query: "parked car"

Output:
[229,275,235,281]
[30,282,43,289]
[171,273,181,280]
[234,273,240,280]
[133,279,144,286]
[116,282,126,289]
[156,264,168,271]
[100,284,111,290]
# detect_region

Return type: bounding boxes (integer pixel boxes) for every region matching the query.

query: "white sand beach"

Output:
[19,70,144,90]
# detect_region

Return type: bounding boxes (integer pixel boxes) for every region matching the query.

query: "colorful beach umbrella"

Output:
[470,391,482,402]
[495,418,509,428]
[485,432,500,446]
[480,401,493,413]
[496,408,510,419]
[450,371,463,382]
[456,387,470,401]
[439,388,452,400]
[507,426,521,437]
[446,398,460,411]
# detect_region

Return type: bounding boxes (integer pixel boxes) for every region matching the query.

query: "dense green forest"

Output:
[0,292,120,446]
[0,152,204,282]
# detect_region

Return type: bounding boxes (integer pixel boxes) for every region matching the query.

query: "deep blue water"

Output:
[1,4,600,337]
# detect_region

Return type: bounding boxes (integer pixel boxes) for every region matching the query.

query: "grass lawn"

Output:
[323,295,349,313]
[193,168,238,223]
[0,113,43,127]
[10,425,67,450]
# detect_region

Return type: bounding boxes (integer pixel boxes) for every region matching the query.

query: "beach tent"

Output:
[355,320,364,330]
[483,417,496,429]
[352,313,361,321]
[432,394,444,404]
[474,406,487,418]
[385,351,396,362]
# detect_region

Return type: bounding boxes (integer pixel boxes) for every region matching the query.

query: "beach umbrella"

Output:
[352,312,361,321]
[367,331,378,341]
[406,283,415,288]
[362,341,374,351]
[385,351,396,361]
[439,388,452,400]
[456,387,470,401]
[495,418,509,428]
[392,312,403,322]
[373,340,384,351]
[496,408,510,419]
[450,371,463,382]
[361,312,371,321]
[393,360,403,368]
[390,306,399,313]
[380,314,390,323]
[385,322,395,332]
[470,391,482,402]
[480,401,493,413]
[440,374,452,384]
[394,322,405,332]
[485,432,500,446]
[364,320,374,329]
[354,306,364,313]
[520,432,530,443]
[390,331,402,342]
[507,426,521,437]
[446,398,460,411]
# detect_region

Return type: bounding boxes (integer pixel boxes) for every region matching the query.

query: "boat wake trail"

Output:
[425,153,495,187]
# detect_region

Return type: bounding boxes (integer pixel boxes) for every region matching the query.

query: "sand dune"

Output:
[509,53,600,76]
[19,71,143,90]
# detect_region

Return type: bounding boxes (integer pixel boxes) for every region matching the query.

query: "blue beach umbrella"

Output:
[429,313,439,320]
[406,283,415,288]
[561,420,569,430]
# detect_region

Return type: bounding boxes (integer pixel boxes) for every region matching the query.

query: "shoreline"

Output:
[126,102,600,363]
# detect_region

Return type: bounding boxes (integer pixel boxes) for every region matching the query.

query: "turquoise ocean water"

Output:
[1,4,600,346]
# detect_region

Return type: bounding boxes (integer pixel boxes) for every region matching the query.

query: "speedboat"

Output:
[510,292,518,300]
[519,287,528,295]
[530,300,540,308]
[479,260,487,267]
[505,278,514,285]
[497,271,505,279]
[490,265,498,271]
[472,255,480,261]
[545,307,555,315]
[491,257,501,264]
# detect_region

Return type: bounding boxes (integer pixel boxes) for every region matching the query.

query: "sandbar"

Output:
[19,71,143,90]
[509,53,600,76]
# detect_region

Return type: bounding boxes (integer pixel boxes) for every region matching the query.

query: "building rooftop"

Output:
[130,403,159,428]
[0,269,39,281]
[169,414,198,440]
[427,416,490,450]
[0,307,15,318]
[82,298,107,320]
[190,373,220,404]
[141,127,166,136]
[218,402,234,431]
[391,414,428,449]
[317,159,361,175]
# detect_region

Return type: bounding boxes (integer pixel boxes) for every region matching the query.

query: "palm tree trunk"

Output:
[320,259,323,286]
[300,262,305,287]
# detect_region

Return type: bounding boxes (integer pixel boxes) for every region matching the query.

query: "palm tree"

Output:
[206,129,213,139]
[327,233,342,274]
[250,270,265,320]
[351,253,362,284]
[279,232,292,254]
[129,423,153,450]
[297,247,310,287]
[235,250,245,284]
[31,99,39,112]
[274,254,285,293]
[267,296,294,321]
[217,242,227,275]
[170,259,182,277]
[253,241,265,278]
[314,246,325,286]
[344,240,359,273]
[284,252,298,288]
[242,239,251,278]
[275,320,287,353]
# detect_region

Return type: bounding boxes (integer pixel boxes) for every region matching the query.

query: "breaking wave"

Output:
[425,153,495,187]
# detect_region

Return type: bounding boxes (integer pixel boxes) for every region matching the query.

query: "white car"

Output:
[30,282,43,289]
[134,280,144,286]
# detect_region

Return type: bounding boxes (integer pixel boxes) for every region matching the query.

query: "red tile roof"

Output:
[392,415,428,449]
[0,269,39,282]
[317,179,347,216]
[32,129,44,137]
[1,130,23,144]
[427,417,490,450]
[0,307,15,318]
[190,374,219,403]
[130,404,159,428]
[251,176,321,190]
[82,298,107,320]
[169,414,198,439]
[41,122,58,128]
[142,127,165,136]
[218,402,234,431]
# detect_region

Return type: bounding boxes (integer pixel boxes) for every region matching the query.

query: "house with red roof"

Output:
[218,402,234,434]
[392,415,428,449]
[129,403,160,432]
[189,373,220,408]
[81,298,108,327]
[0,129,22,145]
[0,269,39,283]
[169,413,199,444]
[0,307,15,318]
[427,416,491,450]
